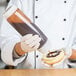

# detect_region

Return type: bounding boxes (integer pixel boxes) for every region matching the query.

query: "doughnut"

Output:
[42,49,65,65]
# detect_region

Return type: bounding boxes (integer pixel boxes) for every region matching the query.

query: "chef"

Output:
[0,0,76,69]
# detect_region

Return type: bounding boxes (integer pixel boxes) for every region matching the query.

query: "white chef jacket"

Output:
[0,0,76,69]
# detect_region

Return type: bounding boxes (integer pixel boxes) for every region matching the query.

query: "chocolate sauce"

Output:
[47,51,61,58]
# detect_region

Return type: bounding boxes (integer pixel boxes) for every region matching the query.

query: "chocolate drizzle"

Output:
[47,51,61,58]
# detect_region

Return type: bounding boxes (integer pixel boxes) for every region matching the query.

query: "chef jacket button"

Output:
[35,16,38,19]
[63,18,67,21]
[62,38,65,40]
[36,55,39,58]
[64,1,67,3]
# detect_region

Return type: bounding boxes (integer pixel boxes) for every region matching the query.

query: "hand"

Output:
[21,34,41,53]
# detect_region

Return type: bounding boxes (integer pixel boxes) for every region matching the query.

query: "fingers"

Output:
[21,34,33,41]
[21,42,33,52]
[21,42,40,52]
[21,34,41,52]
[25,35,39,44]
[33,43,40,50]
[28,38,41,47]
[28,43,40,52]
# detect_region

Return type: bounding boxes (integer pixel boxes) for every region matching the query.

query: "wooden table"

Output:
[0,69,76,76]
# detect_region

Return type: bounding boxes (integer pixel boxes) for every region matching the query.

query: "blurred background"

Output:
[0,0,10,25]
[0,0,14,69]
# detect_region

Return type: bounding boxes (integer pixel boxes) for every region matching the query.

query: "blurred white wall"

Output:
[0,0,7,26]
[0,0,8,69]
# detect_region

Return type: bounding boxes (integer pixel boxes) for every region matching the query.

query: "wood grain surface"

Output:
[0,69,76,76]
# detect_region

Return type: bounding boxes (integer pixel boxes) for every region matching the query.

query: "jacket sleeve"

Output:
[0,0,26,66]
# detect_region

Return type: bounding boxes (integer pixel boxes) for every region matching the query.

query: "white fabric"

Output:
[0,0,76,69]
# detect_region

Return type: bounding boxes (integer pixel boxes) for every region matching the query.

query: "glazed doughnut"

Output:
[42,49,65,65]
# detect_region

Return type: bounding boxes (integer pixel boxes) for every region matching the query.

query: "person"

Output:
[0,0,76,69]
